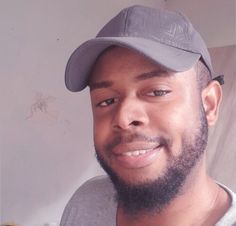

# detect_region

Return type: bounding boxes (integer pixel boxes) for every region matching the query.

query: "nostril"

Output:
[131,120,141,126]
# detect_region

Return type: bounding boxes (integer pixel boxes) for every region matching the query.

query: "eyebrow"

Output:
[89,80,113,91]
[135,69,170,81]
[89,69,170,91]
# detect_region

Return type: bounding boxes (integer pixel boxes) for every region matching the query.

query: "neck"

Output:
[116,157,230,226]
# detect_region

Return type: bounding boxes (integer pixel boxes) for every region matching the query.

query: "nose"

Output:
[112,97,149,131]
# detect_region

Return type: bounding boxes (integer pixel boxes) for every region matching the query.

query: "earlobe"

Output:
[202,80,222,126]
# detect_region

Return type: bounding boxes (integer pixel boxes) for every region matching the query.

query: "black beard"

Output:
[95,107,208,215]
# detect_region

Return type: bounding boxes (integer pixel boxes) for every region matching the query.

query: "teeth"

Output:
[139,150,146,155]
[123,149,152,157]
[133,151,140,156]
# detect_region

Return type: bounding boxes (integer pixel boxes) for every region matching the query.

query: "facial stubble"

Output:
[95,106,208,215]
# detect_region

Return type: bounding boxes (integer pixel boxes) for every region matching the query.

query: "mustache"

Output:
[105,133,171,152]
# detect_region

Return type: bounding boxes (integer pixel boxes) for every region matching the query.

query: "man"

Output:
[60,5,236,226]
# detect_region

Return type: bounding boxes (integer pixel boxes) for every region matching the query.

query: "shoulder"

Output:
[60,175,117,226]
[70,175,115,201]
[216,183,236,226]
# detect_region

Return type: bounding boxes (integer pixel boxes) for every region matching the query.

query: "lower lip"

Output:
[114,146,161,169]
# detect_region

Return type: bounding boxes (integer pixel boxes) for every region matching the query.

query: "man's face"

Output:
[89,47,208,213]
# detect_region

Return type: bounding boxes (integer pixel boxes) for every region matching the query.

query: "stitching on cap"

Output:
[123,7,131,34]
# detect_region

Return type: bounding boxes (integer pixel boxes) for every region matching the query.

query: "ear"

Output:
[201,80,222,126]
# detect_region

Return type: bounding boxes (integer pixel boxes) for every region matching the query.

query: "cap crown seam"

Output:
[123,7,131,36]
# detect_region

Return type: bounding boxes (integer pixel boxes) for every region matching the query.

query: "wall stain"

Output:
[26,92,57,119]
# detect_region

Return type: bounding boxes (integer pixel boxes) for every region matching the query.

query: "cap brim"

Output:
[65,37,201,92]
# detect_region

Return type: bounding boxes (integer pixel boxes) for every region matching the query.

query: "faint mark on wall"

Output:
[26,92,57,120]
[25,92,73,134]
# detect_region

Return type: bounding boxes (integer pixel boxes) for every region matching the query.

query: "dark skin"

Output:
[89,47,231,226]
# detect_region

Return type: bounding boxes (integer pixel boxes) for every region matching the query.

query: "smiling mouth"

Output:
[121,147,157,157]
[113,144,163,169]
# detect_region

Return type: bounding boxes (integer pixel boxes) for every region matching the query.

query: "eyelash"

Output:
[147,89,171,96]
[97,97,118,107]
[96,90,171,107]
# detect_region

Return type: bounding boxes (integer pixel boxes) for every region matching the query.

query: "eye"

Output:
[147,89,171,97]
[97,97,118,107]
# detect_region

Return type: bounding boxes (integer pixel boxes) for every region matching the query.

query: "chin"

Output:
[115,166,165,186]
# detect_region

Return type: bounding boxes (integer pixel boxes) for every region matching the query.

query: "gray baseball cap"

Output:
[65,5,213,92]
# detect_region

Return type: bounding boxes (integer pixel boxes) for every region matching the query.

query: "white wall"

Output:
[1,0,235,225]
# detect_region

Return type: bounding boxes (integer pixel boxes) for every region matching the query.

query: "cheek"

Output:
[148,102,200,154]
[93,115,111,148]
[148,103,192,131]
